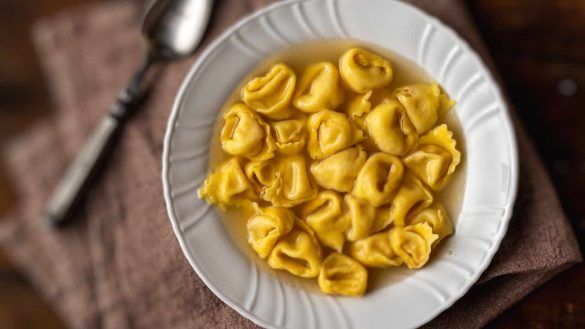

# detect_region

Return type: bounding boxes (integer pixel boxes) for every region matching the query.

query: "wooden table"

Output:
[0,0,583,327]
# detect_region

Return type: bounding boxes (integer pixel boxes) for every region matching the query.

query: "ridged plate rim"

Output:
[162,1,519,328]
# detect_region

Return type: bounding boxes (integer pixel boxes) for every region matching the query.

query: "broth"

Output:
[207,39,467,290]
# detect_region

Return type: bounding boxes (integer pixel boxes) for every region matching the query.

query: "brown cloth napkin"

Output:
[0,0,581,328]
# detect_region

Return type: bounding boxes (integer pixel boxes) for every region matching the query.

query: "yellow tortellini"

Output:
[373,205,393,233]
[340,48,393,93]
[389,174,433,227]
[344,194,377,242]
[221,103,276,161]
[365,99,418,156]
[198,157,255,210]
[403,124,461,191]
[390,223,438,269]
[307,110,364,160]
[318,253,368,296]
[408,202,453,244]
[344,91,373,129]
[349,232,403,268]
[272,118,307,155]
[293,62,344,112]
[299,191,350,252]
[310,145,367,193]
[352,153,404,207]
[247,205,295,258]
[393,83,455,134]
[242,63,296,119]
[267,220,322,278]
[199,46,463,296]
[244,158,276,197]
[246,155,316,207]
[273,156,317,206]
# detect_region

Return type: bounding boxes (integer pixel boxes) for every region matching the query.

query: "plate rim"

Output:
[162,0,519,328]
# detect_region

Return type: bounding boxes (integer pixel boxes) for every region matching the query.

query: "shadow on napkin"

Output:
[0,0,581,328]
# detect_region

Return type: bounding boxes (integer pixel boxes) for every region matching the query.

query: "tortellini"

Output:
[344,91,373,129]
[352,153,404,207]
[246,155,316,207]
[293,62,344,112]
[299,191,350,252]
[247,205,295,258]
[344,194,377,242]
[365,99,418,156]
[267,220,322,278]
[340,48,393,93]
[318,253,368,296]
[408,202,453,244]
[310,145,367,193]
[403,124,461,190]
[242,63,296,119]
[307,110,364,160]
[349,232,403,268]
[199,46,463,297]
[393,83,455,134]
[272,156,317,206]
[221,103,276,161]
[373,205,393,233]
[272,118,307,155]
[389,174,433,227]
[198,157,255,210]
[390,223,438,269]
[244,158,277,196]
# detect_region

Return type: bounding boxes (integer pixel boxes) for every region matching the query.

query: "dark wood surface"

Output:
[0,0,583,328]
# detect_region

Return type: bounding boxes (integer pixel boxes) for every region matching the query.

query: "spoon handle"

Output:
[43,59,154,227]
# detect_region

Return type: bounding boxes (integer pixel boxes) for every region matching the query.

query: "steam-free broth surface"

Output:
[207,39,466,291]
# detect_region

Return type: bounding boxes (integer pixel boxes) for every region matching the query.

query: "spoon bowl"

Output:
[143,0,214,60]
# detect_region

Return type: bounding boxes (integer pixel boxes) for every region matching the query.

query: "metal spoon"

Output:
[43,0,213,227]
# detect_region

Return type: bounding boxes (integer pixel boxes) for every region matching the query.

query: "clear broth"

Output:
[207,39,467,291]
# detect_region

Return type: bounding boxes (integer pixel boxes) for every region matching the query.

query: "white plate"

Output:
[162,0,518,328]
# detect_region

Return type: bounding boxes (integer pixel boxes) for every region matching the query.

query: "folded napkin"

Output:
[0,0,581,328]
